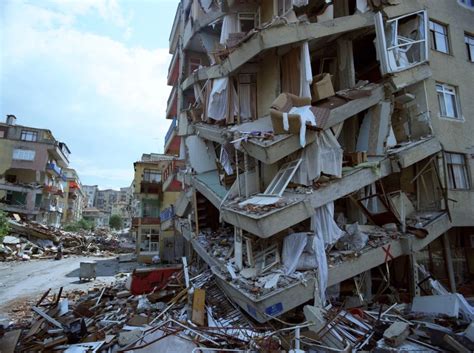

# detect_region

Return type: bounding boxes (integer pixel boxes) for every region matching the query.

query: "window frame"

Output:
[12,148,36,161]
[436,82,462,120]
[20,130,38,142]
[445,152,471,190]
[374,10,429,75]
[458,0,474,10]
[143,169,161,183]
[429,20,450,54]
[465,33,474,62]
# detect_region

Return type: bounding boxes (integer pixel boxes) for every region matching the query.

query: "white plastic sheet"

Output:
[311,202,344,247]
[292,130,343,185]
[207,78,238,121]
[282,232,308,275]
[299,41,313,99]
[310,202,344,304]
[220,13,241,45]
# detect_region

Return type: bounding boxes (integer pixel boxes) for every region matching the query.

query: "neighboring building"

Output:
[166,0,474,323]
[0,115,71,227]
[82,207,109,228]
[82,185,98,208]
[132,153,179,262]
[60,168,85,224]
[95,189,120,213]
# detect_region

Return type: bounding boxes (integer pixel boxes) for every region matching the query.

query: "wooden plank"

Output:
[32,306,63,329]
[191,288,206,326]
[0,329,21,353]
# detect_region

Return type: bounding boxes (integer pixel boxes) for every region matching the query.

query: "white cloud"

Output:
[1,0,173,188]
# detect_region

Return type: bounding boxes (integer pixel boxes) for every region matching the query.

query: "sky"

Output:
[1,0,178,189]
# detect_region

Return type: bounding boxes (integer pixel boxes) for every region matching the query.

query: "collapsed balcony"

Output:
[176,206,451,323]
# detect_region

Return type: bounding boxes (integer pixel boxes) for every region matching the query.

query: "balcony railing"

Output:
[164,118,177,147]
[46,162,62,176]
[132,217,161,227]
[140,181,162,195]
[160,206,174,222]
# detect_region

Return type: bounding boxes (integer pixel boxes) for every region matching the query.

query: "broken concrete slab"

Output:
[411,294,460,317]
[383,321,410,347]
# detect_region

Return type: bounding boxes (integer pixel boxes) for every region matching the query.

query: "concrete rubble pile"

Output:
[1,264,473,352]
[0,218,127,261]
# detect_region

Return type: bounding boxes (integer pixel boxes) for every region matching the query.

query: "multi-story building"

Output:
[82,184,98,208]
[167,0,474,322]
[0,115,71,227]
[60,168,85,224]
[132,153,180,262]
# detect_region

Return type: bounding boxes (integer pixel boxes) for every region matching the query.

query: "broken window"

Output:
[445,152,470,190]
[429,20,449,54]
[143,169,161,183]
[12,149,35,161]
[238,13,256,33]
[375,10,428,74]
[20,130,38,142]
[277,0,292,16]
[264,159,302,196]
[436,83,460,119]
[465,33,474,62]
[458,0,474,8]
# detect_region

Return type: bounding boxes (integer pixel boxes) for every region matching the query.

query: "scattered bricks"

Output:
[383,321,410,347]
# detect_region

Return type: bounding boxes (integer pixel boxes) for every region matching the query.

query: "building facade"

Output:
[60,168,85,224]
[82,184,98,208]
[166,0,474,322]
[0,115,71,227]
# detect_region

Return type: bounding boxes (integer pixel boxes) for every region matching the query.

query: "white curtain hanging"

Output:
[239,84,252,120]
[220,14,241,45]
[299,41,313,98]
[207,78,238,121]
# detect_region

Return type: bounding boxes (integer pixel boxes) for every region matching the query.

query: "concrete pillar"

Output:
[408,254,421,298]
[442,232,456,292]
[336,39,356,90]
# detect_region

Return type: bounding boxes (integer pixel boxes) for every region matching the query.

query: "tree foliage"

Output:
[0,211,10,242]
[64,218,94,232]
[109,214,123,230]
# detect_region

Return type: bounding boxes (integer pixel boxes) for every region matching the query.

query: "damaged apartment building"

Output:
[165,0,474,323]
[132,153,185,263]
[0,115,74,227]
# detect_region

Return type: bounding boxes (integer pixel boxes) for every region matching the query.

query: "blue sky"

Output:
[1,0,178,189]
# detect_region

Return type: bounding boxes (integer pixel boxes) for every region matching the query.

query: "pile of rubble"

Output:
[0,218,129,261]
[1,262,473,352]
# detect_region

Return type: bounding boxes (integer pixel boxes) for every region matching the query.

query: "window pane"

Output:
[437,91,447,116]
[445,93,458,117]
[452,165,468,189]
[434,32,448,53]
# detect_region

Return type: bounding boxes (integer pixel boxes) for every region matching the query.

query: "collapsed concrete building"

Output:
[164,0,474,323]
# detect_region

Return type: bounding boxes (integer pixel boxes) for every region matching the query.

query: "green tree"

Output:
[64,218,94,232]
[0,211,10,243]
[109,214,123,230]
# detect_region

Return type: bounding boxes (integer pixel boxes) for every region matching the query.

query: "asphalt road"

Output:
[0,255,138,318]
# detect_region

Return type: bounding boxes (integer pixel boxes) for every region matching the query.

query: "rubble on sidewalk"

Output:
[1,216,130,261]
[0,262,472,352]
